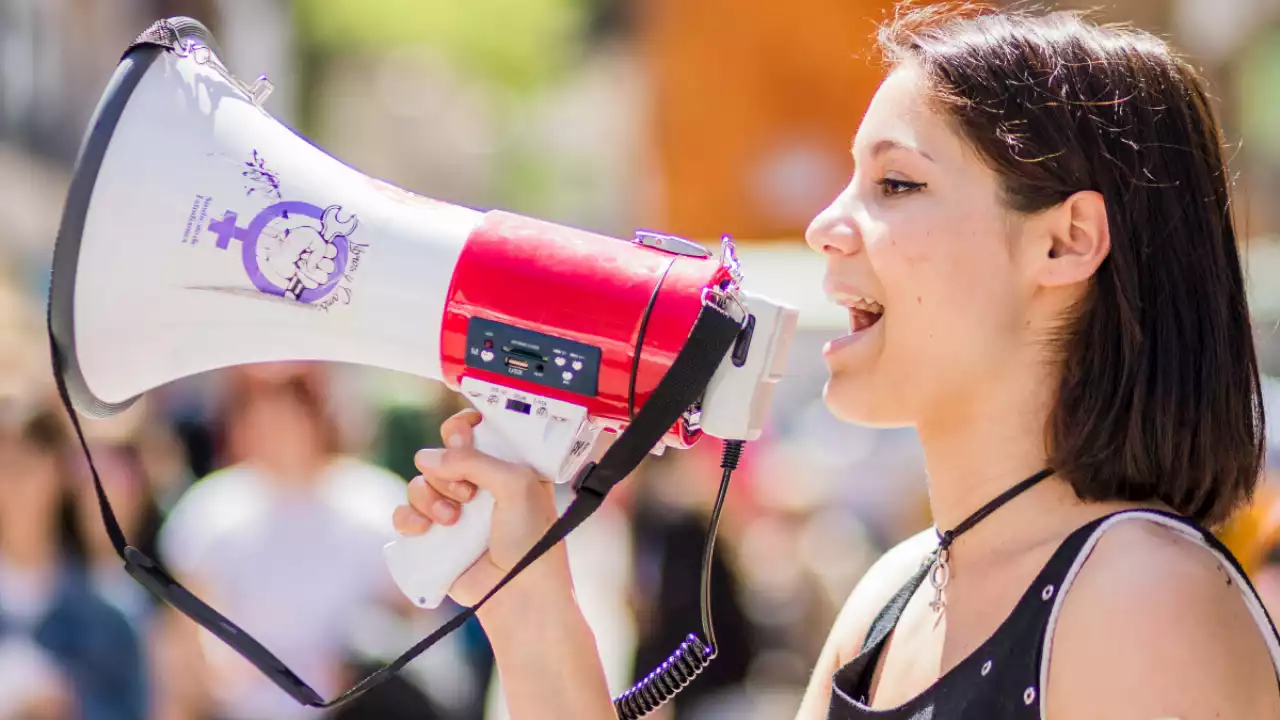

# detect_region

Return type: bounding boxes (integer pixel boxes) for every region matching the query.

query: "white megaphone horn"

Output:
[48,17,798,614]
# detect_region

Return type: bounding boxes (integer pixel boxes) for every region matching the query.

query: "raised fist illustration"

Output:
[255,205,357,300]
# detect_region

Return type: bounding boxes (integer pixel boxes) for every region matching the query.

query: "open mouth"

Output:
[851,304,883,332]
[834,293,884,333]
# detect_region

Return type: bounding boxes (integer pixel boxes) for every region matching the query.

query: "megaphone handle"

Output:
[382,420,520,609]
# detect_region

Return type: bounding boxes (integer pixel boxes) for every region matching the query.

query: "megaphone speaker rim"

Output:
[48,45,165,419]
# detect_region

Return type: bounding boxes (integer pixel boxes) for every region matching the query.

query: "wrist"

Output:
[475,546,578,635]
[471,548,617,718]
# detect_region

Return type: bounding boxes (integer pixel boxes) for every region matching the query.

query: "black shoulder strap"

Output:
[843,559,929,702]
[861,560,930,655]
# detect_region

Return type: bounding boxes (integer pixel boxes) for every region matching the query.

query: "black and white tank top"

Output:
[828,509,1280,719]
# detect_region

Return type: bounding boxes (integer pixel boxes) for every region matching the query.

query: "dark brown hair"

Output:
[878,3,1265,525]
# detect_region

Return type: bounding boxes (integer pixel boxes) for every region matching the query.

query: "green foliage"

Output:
[1239,30,1280,162]
[293,0,587,93]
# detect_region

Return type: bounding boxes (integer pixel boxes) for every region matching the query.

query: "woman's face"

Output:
[806,63,1034,427]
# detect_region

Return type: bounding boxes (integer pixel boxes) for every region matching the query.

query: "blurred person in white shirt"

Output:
[155,363,415,720]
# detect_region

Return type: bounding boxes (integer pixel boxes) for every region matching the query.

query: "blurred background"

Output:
[1,0,1280,718]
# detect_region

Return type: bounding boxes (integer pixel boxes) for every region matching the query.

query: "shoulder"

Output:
[165,465,261,514]
[157,466,264,567]
[324,457,408,503]
[321,457,408,532]
[828,527,937,664]
[325,456,408,493]
[795,528,936,719]
[1045,513,1280,719]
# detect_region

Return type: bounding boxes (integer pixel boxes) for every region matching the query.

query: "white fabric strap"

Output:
[1038,510,1280,718]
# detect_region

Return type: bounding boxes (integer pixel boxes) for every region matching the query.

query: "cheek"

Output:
[872,225,1020,363]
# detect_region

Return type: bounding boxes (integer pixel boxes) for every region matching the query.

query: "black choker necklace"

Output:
[928,467,1055,612]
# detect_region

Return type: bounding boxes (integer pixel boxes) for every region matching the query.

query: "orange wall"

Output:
[639,0,910,242]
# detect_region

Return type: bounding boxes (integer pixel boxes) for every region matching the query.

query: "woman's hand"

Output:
[391,410,617,719]
[390,408,572,610]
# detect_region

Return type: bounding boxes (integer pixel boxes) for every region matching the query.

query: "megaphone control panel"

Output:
[465,317,601,397]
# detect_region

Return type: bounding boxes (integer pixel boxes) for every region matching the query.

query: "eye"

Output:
[876,178,926,196]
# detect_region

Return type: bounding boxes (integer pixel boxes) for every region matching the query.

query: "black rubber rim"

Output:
[47,45,163,418]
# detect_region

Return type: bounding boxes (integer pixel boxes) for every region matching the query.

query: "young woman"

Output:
[392,4,1280,718]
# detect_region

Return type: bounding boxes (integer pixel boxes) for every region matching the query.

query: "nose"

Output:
[805,186,861,257]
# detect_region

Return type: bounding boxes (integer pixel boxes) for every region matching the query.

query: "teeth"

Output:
[830,292,884,314]
[850,297,883,314]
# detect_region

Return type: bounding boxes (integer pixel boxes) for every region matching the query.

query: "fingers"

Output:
[439,409,482,450]
[401,407,543,536]
[414,449,477,495]
[311,242,338,276]
[392,504,431,536]
[399,410,484,533]
[406,474,462,526]
[434,475,478,503]
[415,452,478,504]
[415,443,540,504]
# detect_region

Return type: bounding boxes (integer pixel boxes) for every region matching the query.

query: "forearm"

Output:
[477,557,616,719]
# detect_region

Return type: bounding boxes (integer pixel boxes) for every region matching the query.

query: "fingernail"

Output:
[445,433,465,449]
[433,499,457,521]
[415,449,441,468]
[453,481,476,501]
[407,512,430,533]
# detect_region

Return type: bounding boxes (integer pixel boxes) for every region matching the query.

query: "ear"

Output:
[1030,190,1110,287]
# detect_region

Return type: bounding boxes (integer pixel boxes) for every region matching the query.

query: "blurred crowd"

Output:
[2,0,1280,718]
[0,267,926,720]
[1,264,1279,720]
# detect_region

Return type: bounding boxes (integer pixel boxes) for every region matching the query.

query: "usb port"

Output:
[505,357,529,370]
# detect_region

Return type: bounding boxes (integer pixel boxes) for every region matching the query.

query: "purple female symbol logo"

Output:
[207,201,358,303]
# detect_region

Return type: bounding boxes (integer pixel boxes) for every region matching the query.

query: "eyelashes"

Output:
[876,178,927,196]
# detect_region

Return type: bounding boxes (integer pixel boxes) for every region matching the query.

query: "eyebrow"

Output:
[853,138,936,163]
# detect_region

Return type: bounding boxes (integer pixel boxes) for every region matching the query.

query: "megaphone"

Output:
[49,18,797,613]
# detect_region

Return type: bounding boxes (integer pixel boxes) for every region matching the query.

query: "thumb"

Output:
[439,408,482,450]
[416,444,543,507]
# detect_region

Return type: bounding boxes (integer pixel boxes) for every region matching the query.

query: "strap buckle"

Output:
[571,461,610,499]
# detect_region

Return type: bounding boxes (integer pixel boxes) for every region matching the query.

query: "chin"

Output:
[822,375,911,429]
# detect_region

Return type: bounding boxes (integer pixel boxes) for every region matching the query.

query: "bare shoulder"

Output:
[1045,516,1280,720]
[827,528,937,664]
[794,528,936,719]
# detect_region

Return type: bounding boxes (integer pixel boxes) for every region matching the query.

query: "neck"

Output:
[916,358,1061,542]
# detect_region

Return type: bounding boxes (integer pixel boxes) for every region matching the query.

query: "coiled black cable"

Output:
[613,439,745,718]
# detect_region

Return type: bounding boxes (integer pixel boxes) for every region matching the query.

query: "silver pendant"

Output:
[928,547,951,612]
